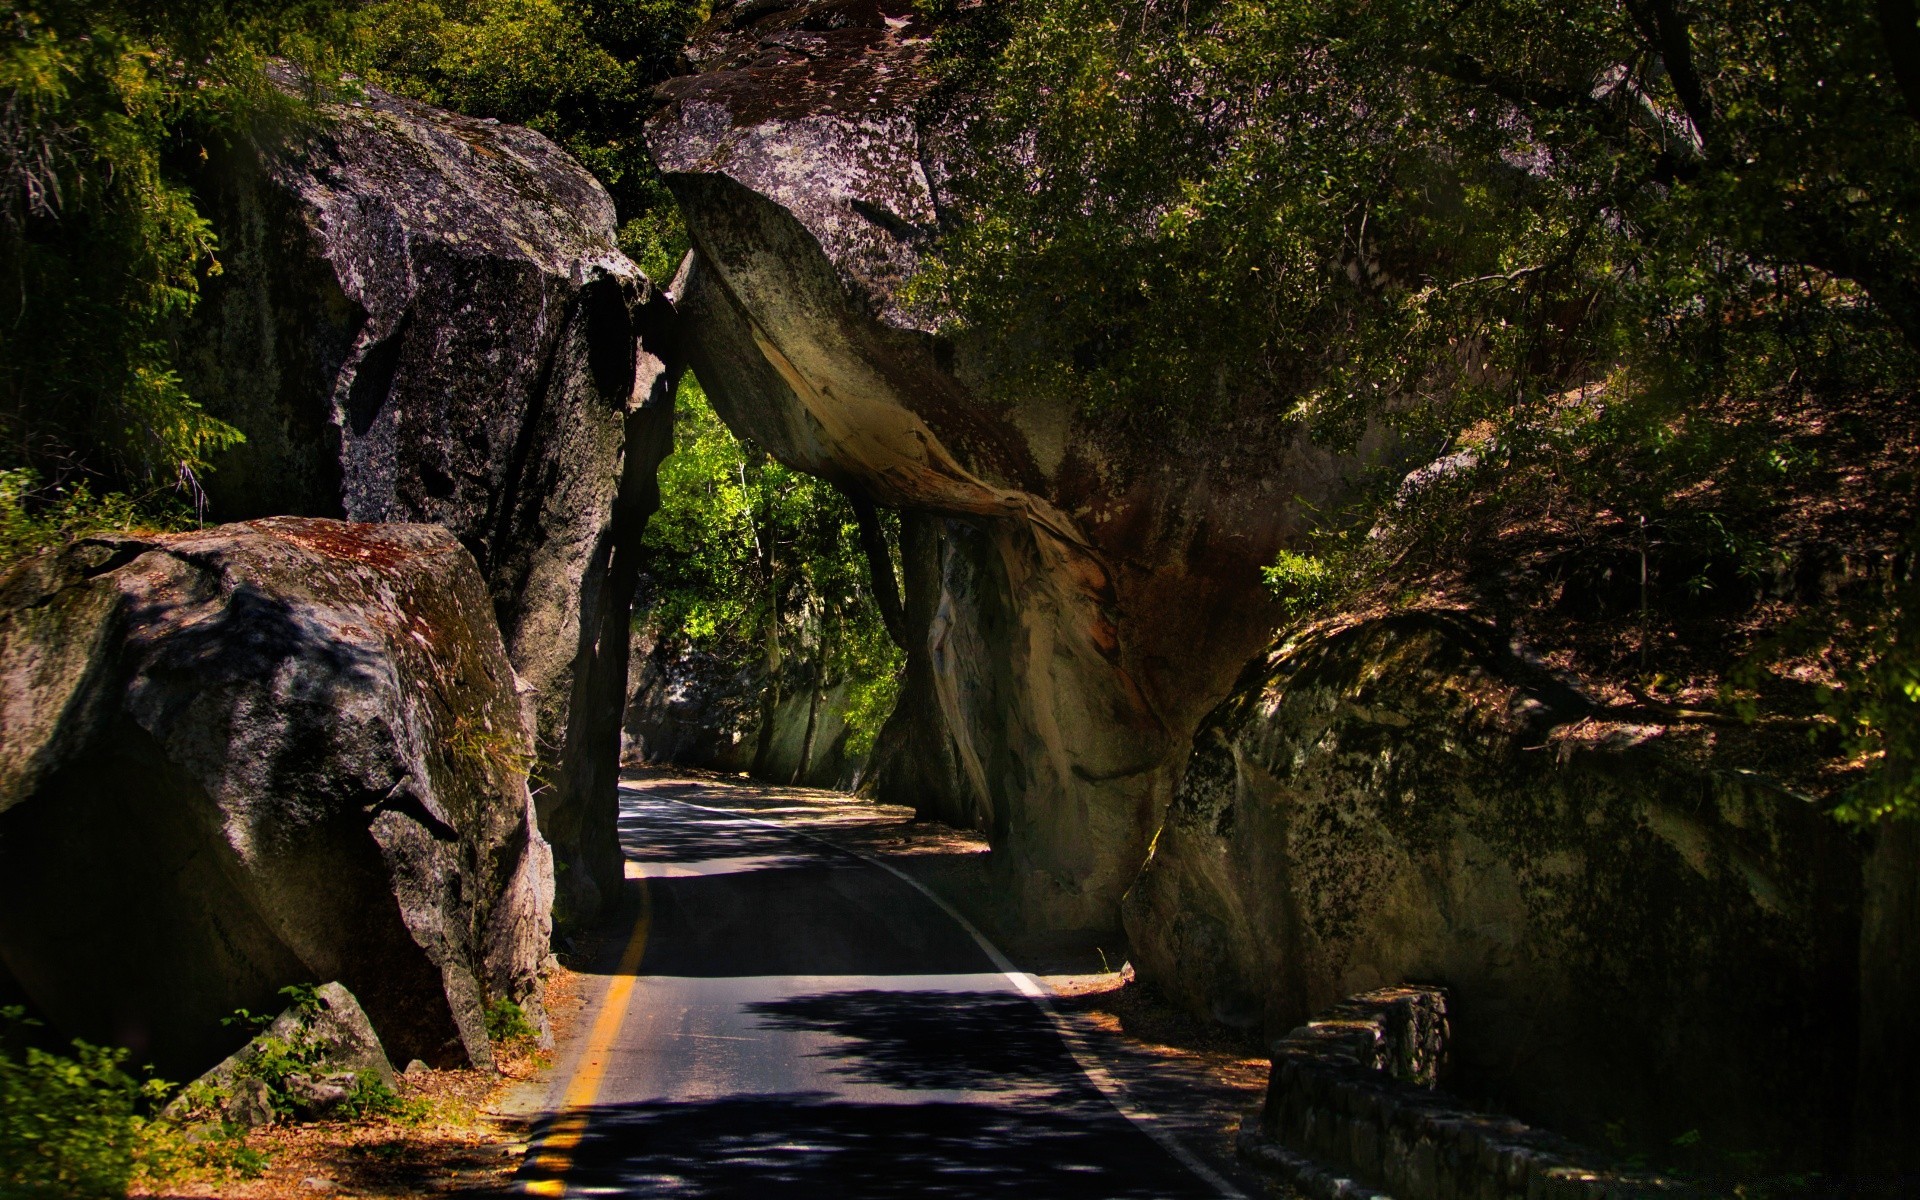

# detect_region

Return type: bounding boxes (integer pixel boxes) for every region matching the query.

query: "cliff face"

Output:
[184,77,679,922]
[1123,612,1864,1168]
[645,0,1353,929]
[0,520,551,1074]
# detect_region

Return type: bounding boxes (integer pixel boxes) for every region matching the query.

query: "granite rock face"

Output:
[1123,612,1863,1169]
[184,77,679,921]
[170,981,396,1128]
[620,626,864,788]
[646,0,1354,929]
[0,519,551,1074]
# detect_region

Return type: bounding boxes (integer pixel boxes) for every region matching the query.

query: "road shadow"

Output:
[615,801,817,866]
[632,863,993,977]
[506,1096,1221,1199]
[743,988,1093,1095]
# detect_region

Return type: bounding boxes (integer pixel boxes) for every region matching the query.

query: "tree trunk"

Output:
[750,474,781,778]
[793,666,823,786]
[860,511,979,827]
[841,485,906,649]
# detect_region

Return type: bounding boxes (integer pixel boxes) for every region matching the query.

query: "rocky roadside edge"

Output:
[128,964,587,1199]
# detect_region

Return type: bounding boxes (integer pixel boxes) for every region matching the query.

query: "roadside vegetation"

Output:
[1,981,563,1198]
[0,1007,263,1198]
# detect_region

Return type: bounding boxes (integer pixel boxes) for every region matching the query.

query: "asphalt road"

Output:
[515,782,1244,1199]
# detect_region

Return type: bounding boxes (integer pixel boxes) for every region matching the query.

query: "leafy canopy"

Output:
[643,377,903,762]
[923,0,1920,817]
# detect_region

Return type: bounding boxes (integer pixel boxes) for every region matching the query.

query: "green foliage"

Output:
[924,0,1919,430]
[0,469,175,573]
[928,0,1920,817]
[339,1075,422,1123]
[0,1,363,504]
[483,998,538,1047]
[1,0,704,550]
[643,376,904,765]
[191,984,425,1125]
[0,1008,165,1198]
[356,0,707,279]
[0,1006,263,1198]
[1262,550,1338,619]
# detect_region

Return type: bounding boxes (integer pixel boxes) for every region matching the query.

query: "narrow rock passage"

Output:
[514,782,1241,1199]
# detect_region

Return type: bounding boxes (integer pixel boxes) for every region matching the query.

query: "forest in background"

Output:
[1,0,908,762]
[915,0,1920,821]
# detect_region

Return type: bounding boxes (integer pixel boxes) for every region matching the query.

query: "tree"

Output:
[923,0,1920,817]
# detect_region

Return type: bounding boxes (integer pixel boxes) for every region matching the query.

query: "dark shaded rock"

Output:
[1123,611,1863,1170]
[647,0,1355,930]
[1855,817,1920,1175]
[0,519,550,1075]
[620,623,863,789]
[183,76,680,922]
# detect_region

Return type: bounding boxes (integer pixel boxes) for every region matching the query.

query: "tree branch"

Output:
[1624,0,1713,146]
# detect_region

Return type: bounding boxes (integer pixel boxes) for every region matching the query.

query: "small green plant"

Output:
[276,983,322,1019]
[1262,549,1339,619]
[483,998,538,1048]
[341,1076,428,1124]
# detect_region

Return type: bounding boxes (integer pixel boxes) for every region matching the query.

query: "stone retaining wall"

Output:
[1242,987,1692,1200]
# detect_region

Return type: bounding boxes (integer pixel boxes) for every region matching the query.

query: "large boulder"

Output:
[1122,611,1863,1170]
[0,519,551,1075]
[646,0,1354,930]
[182,74,679,921]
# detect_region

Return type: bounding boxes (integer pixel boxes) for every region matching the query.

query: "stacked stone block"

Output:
[1242,987,1692,1200]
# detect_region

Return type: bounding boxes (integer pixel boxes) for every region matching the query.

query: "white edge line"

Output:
[653,792,1249,1200]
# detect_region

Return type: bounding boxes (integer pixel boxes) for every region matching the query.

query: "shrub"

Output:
[483,998,538,1048]
[0,1006,262,1198]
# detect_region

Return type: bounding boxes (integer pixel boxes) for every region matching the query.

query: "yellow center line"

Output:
[520,871,653,1198]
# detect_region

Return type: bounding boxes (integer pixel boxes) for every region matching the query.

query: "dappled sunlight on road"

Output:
[513,779,1250,1199]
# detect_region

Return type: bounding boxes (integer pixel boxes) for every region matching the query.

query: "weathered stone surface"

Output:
[171,982,395,1128]
[183,75,679,922]
[647,0,1353,929]
[621,625,864,788]
[0,519,551,1075]
[1125,611,1862,1168]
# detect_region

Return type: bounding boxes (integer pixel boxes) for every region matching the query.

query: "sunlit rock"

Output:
[646,0,1354,930]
